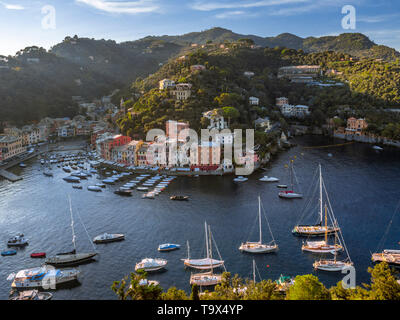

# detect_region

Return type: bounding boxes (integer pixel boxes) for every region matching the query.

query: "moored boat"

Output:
[170,195,189,201]
[158,243,180,252]
[7,234,28,247]
[8,266,79,289]
[233,176,248,182]
[278,160,302,199]
[30,252,46,258]
[239,196,278,254]
[1,250,17,256]
[292,165,340,237]
[135,258,167,272]
[182,222,225,270]
[259,176,279,182]
[87,186,102,192]
[93,233,125,244]
[114,188,132,196]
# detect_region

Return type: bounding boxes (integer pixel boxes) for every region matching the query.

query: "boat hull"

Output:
[292,226,340,237]
[239,243,278,254]
[183,258,224,270]
[93,235,125,244]
[45,253,97,267]
[313,261,353,271]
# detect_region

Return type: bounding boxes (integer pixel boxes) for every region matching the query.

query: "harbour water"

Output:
[0,135,399,299]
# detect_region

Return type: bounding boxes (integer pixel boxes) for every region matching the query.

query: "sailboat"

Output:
[190,226,223,286]
[371,203,400,266]
[45,196,97,267]
[239,196,278,253]
[292,164,340,237]
[182,222,224,270]
[278,160,303,199]
[301,204,343,254]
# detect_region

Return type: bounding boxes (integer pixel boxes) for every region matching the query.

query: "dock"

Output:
[0,169,22,182]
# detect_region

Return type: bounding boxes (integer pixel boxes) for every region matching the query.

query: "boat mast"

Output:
[187,240,190,259]
[324,204,328,244]
[290,160,294,190]
[253,259,256,283]
[209,225,213,274]
[258,196,262,244]
[319,164,323,225]
[68,196,77,252]
[205,221,209,259]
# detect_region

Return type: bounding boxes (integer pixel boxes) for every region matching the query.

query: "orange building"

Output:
[346,117,368,135]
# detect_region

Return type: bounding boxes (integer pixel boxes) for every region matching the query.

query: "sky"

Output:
[1,0,400,56]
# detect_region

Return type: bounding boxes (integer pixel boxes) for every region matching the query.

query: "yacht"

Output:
[182,222,225,270]
[7,234,28,247]
[239,196,278,254]
[45,197,97,267]
[114,188,132,196]
[93,233,125,244]
[135,258,168,272]
[8,266,79,289]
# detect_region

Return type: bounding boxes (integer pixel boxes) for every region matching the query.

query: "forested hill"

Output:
[0,38,184,124]
[115,43,400,140]
[0,47,117,123]
[144,27,400,61]
[51,36,184,84]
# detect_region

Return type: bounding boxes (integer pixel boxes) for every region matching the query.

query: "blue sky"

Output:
[1,0,400,56]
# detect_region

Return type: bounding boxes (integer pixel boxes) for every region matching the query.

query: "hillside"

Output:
[51,36,184,84]
[115,44,400,141]
[0,47,117,123]
[145,27,400,61]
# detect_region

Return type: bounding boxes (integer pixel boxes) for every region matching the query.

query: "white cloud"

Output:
[191,0,309,11]
[0,2,24,10]
[75,0,159,14]
[215,10,245,18]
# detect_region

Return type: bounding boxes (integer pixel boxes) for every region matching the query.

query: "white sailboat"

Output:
[182,222,224,270]
[239,196,278,253]
[301,204,343,254]
[45,196,97,267]
[278,160,303,199]
[292,164,340,237]
[190,226,223,286]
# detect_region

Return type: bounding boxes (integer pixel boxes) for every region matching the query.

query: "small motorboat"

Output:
[93,233,125,244]
[19,163,27,168]
[1,250,17,256]
[158,243,181,252]
[278,190,303,199]
[87,186,102,192]
[137,187,149,191]
[170,195,189,201]
[372,145,383,151]
[73,185,83,189]
[63,176,81,183]
[135,258,167,272]
[277,185,287,188]
[7,234,28,247]
[30,252,46,258]
[95,183,106,188]
[43,170,53,177]
[114,188,132,196]
[233,176,248,182]
[259,176,279,182]
[10,290,52,300]
[62,166,71,173]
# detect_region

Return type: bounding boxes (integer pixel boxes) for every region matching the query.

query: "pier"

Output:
[0,169,22,182]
